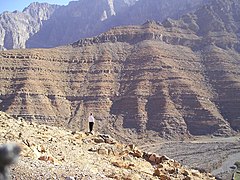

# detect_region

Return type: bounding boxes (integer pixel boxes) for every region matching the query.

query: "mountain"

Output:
[105,0,210,26]
[0,0,240,138]
[0,3,59,49]
[0,0,208,49]
[26,0,131,48]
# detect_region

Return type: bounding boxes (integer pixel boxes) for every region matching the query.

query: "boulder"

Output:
[132,149,143,158]
[93,137,105,143]
[149,153,157,163]
[98,147,108,155]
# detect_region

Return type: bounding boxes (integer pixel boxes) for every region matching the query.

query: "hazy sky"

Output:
[0,0,73,14]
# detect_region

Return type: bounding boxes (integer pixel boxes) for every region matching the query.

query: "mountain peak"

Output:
[0,0,208,49]
[22,2,59,19]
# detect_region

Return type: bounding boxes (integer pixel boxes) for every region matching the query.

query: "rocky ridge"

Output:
[0,111,215,179]
[0,0,240,138]
[0,2,59,49]
[0,0,208,49]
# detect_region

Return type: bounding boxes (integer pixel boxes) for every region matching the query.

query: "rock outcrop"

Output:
[0,0,208,49]
[0,0,240,138]
[0,3,59,49]
[0,111,215,179]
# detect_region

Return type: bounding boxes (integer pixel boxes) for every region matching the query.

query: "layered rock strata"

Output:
[0,0,240,137]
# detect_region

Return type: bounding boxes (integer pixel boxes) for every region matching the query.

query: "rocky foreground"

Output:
[0,111,215,179]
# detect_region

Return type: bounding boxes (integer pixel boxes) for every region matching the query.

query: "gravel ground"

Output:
[140,135,240,180]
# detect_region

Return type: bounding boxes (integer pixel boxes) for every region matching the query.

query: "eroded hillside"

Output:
[0,0,240,138]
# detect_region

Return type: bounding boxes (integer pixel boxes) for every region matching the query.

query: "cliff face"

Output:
[107,0,209,26]
[26,0,130,48]
[0,0,239,138]
[0,0,208,49]
[0,3,59,49]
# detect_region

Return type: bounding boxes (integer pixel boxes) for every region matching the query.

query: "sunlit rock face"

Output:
[0,0,239,138]
[0,3,59,49]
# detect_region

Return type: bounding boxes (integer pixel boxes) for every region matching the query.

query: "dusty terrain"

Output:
[0,111,216,179]
[1,110,239,179]
[140,135,240,180]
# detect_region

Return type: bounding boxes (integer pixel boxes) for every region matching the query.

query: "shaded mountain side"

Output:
[104,0,210,28]
[28,0,209,48]
[0,0,240,138]
[26,0,131,48]
[0,0,209,49]
[0,3,59,49]
[0,111,216,179]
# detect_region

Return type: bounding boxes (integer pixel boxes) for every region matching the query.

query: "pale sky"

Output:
[0,0,73,14]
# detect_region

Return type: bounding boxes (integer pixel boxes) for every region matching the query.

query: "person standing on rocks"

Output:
[88,113,95,134]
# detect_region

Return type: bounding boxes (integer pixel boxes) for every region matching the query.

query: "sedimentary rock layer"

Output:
[0,0,239,137]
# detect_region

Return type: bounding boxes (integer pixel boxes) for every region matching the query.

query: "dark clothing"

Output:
[89,122,94,132]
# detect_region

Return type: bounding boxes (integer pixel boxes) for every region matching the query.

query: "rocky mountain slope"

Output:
[105,0,209,27]
[0,111,215,179]
[0,2,59,49]
[0,0,240,138]
[0,0,208,49]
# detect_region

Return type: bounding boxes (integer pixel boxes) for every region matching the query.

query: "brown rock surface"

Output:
[0,111,215,179]
[0,0,240,138]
